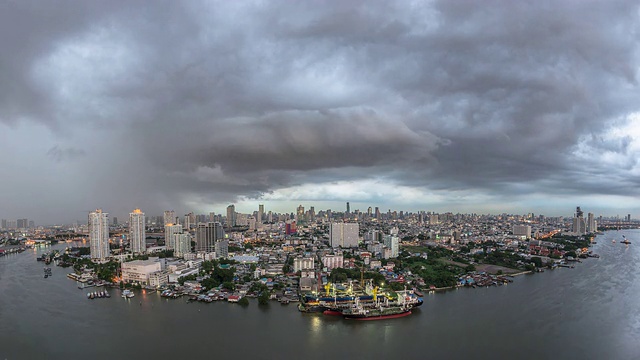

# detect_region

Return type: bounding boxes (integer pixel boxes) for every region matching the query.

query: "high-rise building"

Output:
[112,217,118,226]
[346,202,350,214]
[587,213,597,233]
[195,222,224,253]
[429,214,439,225]
[165,224,183,250]
[129,209,146,254]
[572,206,586,234]
[174,233,192,257]
[226,205,236,227]
[258,204,264,223]
[16,219,27,229]
[88,209,110,260]
[375,207,381,220]
[215,239,229,259]
[1,219,6,229]
[383,227,399,258]
[296,205,305,222]
[330,222,359,248]
[163,211,175,225]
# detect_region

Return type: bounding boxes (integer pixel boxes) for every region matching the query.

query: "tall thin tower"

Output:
[89,209,110,260]
[129,208,146,254]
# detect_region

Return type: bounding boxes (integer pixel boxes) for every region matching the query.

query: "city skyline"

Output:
[2,1,640,223]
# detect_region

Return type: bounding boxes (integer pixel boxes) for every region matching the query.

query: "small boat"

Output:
[612,239,616,243]
[122,289,135,298]
[621,236,631,245]
[105,291,111,298]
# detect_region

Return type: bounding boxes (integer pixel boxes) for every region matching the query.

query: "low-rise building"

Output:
[122,259,162,285]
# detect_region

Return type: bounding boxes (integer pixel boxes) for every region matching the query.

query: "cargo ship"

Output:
[341,298,413,321]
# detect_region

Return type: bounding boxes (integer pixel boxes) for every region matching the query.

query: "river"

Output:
[1,230,639,359]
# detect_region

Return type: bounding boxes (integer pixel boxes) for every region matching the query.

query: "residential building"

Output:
[89,209,110,261]
[129,209,146,254]
[330,222,359,248]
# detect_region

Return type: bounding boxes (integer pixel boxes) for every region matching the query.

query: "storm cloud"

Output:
[1,0,640,222]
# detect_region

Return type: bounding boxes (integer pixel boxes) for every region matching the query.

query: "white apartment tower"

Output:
[164,210,175,226]
[165,224,183,250]
[330,222,359,248]
[174,233,192,258]
[89,209,110,260]
[129,209,146,254]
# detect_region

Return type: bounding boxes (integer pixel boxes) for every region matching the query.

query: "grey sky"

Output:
[1,0,639,223]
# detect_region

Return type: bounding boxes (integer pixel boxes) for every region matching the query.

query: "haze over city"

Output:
[2,0,640,223]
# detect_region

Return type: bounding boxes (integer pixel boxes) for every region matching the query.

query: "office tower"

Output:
[129,209,146,254]
[28,220,35,228]
[346,202,350,214]
[88,209,110,260]
[330,222,359,248]
[267,211,273,223]
[165,224,183,250]
[226,205,236,227]
[296,205,305,221]
[1,219,6,229]
[209,212,216,222]
[375,207,381,220]
[572,206,586,234]
[587,213,597,233]
[195,222,224,252]
[112,217,118,226]
[174,233,192,257]
[163,210,175,226]
[215,239,229,259]
[258,204,264,223]
[309,206,315,221]
[429,214,439,225]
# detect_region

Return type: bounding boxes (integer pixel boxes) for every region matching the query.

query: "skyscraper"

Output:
[587,213,597,233]
[88,209,110,260]
[195,222,224,253]
[330,222,359,248]
[129,209,146,254]
[164,210,175,226]
[174,233,192,257]
[296,205,305,222]
[572,206,586,234]
[384,228,399,258]
[346,202,350,214]
[165,223,183,250]
[226,205,236,227]
[258,204,264,223]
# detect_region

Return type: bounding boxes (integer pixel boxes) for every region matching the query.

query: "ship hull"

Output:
[344,310,412,321]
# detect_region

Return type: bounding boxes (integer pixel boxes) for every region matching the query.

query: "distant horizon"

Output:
[2,201,638,226]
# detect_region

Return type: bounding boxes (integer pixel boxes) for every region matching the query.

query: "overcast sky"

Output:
[1,0,640,224]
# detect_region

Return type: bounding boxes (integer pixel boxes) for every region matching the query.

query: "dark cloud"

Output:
[1,0,640,221]
[46,146,86,162]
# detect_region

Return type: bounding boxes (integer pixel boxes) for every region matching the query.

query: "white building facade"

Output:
[330,223,359,248]
[89,209,110,261]
[129,209,146,254]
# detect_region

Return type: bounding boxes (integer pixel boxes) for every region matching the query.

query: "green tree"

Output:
[258,292,270,306]
[238,297,249,306]
[222,281,235,291]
